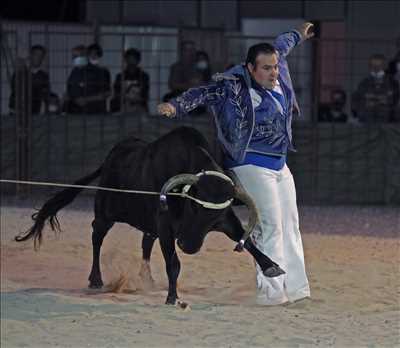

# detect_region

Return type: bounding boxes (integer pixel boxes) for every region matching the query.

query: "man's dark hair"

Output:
[30,45,46,55]
[181,40,195,50]
[124,48,141,62]
[369,53,386,62]
[87,43,103,57]
[196,50,209,61]
[245,43,277,66]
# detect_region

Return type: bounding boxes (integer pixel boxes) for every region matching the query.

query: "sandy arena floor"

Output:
[1,198,399,348]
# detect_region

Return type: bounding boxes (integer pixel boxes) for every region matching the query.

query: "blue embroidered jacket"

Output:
[169,30,302,163]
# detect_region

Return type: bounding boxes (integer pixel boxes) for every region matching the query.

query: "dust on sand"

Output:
[1,203,399,347]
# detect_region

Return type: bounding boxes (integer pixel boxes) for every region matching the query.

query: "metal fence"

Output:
[1,22,399,204]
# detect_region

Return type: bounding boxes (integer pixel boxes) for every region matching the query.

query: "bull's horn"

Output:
[160,174,199,211]
[233,186,260,252]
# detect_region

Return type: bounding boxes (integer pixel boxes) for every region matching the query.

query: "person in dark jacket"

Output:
[65,44,111,114]
[318,88,348,123]
[111,48,149,113]
[9,45,50,115]
[352,54,399,123]
[386,38,400,121]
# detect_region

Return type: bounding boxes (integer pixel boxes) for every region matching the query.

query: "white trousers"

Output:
[232,164,310,305]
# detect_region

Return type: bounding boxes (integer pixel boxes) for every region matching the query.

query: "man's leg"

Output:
[278,165,310,302]
[232,164,289,305]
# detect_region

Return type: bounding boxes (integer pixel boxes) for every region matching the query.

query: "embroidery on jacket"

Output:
[229,79,248,140]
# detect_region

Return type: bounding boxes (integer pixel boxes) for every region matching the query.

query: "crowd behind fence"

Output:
[1,22,399,204]
[1,24,399,121]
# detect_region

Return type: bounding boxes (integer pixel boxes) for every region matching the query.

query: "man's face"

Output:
[369,58,385,73]
[88,49,101,63]
[72,48,85,59]
[30,49,45,68]
[247,53,279,90]
[126,55,139,68]
[331,92,345,110]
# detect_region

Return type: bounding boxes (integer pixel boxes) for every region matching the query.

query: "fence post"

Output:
[15,58,31,197]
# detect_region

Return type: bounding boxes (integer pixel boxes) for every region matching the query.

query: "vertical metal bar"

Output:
[44,26,51,189]
[26,55,32,196]
[119,32,126,141]
[365,124,371,203]
[64,32,70,183]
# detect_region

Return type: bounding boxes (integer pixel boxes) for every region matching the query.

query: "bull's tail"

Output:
[15,166,103,249]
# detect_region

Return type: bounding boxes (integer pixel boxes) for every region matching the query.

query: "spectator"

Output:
[352,54,399,123]
[110,48,149,113]
[164,41,198,102]
[387,37,400,122]
[387,37,400,84]
[318,88,348,122]
[195,50,212,84]
[65,43,111,114]
[9,44,50,115]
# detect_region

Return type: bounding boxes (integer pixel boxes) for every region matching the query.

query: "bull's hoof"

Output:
[88,280,104,289]
[263,265,285,278]
[165,295,177,305]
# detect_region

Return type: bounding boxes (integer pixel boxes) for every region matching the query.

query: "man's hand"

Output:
[157,103,176,118]
[297,22,314,40]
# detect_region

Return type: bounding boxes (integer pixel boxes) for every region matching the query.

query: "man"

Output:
[110,48,150,113]
[65,43,111,114]
[387,38,400,122]
[9,45,50,115]
[318,88,348,123]
[158,23,314,305]
[352,54,399,123]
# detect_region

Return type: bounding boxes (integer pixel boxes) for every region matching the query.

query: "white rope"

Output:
[0,179,182,197]
[0,177,235,210]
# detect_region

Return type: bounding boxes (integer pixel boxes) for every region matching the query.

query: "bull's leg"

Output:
[88,218,114,288]
[158,228,181,305]
[243,238,285,277]
[139,233,157,288]
[214,211,285,277]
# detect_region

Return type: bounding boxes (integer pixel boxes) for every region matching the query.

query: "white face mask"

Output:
[48,105,58,113]
[73,56,88,67]
[89,58,100,65]
[196,60,208,70]
[370,70,385,79]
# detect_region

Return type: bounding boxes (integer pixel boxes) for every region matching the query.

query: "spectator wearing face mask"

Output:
[110,48,149,113]
[9,44,50,115]
[195,50,212,85]
[352,54,399,123]
[64,44,111,114]
[318,88,348,123]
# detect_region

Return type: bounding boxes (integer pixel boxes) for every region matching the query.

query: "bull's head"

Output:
[159,171,258,254]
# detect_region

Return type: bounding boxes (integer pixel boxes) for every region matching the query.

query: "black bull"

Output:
[15,127,284,304]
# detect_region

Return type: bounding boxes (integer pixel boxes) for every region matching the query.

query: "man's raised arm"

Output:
[274,22,314,58]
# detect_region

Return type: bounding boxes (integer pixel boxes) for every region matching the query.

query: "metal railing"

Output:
[1,22,399,204]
